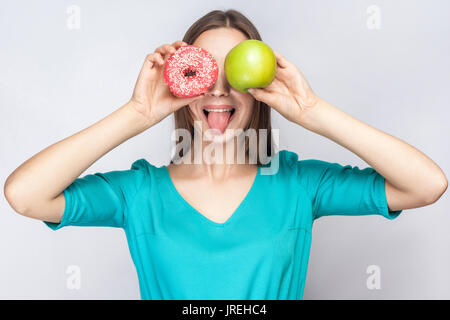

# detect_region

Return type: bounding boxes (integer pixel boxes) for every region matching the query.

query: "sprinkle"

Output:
[163,45,219,98]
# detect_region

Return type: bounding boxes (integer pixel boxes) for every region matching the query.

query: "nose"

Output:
[203,65,229,97]
[203,87,229,97]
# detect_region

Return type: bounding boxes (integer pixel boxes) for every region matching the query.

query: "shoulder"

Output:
[273,149,333,173]
[130,158,168,184]
[131,158,152,173]
[270,149,342,189]
[131,158,167,172]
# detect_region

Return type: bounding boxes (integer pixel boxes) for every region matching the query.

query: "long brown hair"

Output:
[172,9,274,165]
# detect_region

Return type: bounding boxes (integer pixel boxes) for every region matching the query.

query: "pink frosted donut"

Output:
[163,45,219,98]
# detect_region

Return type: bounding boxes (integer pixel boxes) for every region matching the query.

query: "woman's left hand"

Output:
[248,50,320,126]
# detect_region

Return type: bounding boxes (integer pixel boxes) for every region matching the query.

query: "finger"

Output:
[171,94,203,112]
[273,50,290,69]
[274,64,290,80]
[264,78,284,92]
[247,88,277,106]
[145,52,164,67]
[172,40,188,48]
[155,44,176,58]
[154,52,165,65]
[144,53,155,68]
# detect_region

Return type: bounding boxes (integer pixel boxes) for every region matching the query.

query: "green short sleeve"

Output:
[43,159,148,230]
[297,159,403,220]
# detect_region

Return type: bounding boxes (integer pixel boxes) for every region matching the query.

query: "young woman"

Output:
[4,10,447,300]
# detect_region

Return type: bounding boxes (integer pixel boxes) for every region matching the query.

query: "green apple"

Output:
[225,39,276,93]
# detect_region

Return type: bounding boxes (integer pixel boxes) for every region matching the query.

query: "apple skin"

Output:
[225,40,277,93]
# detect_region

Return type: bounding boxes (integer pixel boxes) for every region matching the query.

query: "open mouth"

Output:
[202,105,236,133]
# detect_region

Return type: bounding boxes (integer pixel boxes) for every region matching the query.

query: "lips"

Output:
[201,105,236,134]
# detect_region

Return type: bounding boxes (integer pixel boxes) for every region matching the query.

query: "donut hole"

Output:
[183,68,197,78]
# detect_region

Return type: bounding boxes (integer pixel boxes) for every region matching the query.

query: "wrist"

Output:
[294,96,326,133]
[123,100,154,133]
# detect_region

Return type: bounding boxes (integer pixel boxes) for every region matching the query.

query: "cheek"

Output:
[187,104,200,119]
[244,107,255,124]
[236,93,255,118]
[237,103,255,128]
[242,97,256,120]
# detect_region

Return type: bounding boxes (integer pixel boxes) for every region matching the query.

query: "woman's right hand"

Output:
[129,40,203,126]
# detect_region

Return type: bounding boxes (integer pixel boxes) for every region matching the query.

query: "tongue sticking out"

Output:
[206,111,231,134]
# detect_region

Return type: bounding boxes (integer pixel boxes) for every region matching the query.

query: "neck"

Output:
[170,132,258,180]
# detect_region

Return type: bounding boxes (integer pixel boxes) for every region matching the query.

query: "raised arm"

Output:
[3,102,151,223]
[3,40,202,223]
[247,50,448,211]
[300,98,448,211]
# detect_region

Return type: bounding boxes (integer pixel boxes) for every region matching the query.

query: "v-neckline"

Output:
[163,165,260,228]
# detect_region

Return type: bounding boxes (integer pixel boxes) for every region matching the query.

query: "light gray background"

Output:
[1,0,449,299]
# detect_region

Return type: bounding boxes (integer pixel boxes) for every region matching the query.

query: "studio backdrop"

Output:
[1,0,449,299]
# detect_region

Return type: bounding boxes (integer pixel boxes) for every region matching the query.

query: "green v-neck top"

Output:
[44,149,402,299]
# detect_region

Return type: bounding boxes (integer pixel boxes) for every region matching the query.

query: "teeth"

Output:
[204,108,234,112]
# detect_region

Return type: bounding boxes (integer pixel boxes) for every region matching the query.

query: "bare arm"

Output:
[248,50,448,211]
[3,40,202,223]
[301,98,448,211]
[4,102,151,223]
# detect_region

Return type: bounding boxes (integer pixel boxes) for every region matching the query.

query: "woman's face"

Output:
[188,27,255,140]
